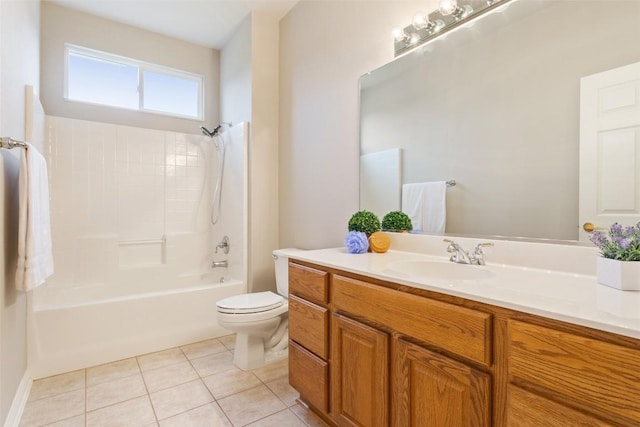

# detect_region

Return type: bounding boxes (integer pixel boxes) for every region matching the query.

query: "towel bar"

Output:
[0,137,28,149]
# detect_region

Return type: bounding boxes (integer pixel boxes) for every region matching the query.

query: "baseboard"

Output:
[3,371,32,427]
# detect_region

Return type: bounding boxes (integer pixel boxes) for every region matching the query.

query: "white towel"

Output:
[402,182,446,233]
[15,143,54,291]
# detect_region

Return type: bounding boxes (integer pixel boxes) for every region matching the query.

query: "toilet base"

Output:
[233,334,266,370]
[232,330,290,370]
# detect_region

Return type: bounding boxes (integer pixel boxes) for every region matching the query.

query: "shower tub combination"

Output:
[28,119,249,379]
[27,271,243,379]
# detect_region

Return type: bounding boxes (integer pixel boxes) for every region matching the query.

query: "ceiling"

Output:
[48,0,299,49]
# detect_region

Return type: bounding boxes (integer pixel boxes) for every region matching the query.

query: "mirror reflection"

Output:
[360,0,640,242]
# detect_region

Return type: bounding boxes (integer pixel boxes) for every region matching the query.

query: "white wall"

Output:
[0,0,40,424]
[221,13,279,293]
[40,2,220,134]
[278,1,425,249]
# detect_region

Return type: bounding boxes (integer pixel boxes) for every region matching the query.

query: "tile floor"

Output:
[20,335,329,427]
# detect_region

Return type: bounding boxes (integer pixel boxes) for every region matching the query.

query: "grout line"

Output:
[136,356,159,424]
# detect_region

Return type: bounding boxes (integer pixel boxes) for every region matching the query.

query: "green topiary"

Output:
[348,210,381,236]
[381,211,413,232]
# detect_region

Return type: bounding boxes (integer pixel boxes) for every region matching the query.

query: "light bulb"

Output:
[408,32,420,45]
[438,0,458,16]
[392,27,407,43]
[412,11,428,30]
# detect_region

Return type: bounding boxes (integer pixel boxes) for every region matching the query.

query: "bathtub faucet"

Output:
[215,236,230,254]
[211,260,228,269]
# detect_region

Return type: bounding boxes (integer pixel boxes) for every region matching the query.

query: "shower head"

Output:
[200,125,222,138]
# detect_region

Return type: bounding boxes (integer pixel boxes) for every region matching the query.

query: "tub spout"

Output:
[211,260,228,268]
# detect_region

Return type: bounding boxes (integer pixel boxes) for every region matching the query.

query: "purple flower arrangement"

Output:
[589,222,640,261]
[344,231,369,254]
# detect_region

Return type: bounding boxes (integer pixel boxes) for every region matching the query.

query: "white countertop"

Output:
[282,246,640,340]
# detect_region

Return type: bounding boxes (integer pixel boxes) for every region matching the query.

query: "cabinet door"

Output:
[392,338,491,427]
[331,314,389,427]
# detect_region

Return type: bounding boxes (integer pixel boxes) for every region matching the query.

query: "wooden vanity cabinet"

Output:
[288,260,640,427]
[288,263,330,414]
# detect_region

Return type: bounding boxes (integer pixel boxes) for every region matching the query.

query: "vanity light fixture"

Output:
[392,27,420,46]
[412,11,445,35]
[438,0,473,21]
[393,0,511,57]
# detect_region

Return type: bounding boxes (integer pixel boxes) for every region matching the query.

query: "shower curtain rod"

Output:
[0,137,28,149]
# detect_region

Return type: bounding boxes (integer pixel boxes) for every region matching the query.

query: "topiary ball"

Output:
[381,211,413,232]
[348,210,381,236]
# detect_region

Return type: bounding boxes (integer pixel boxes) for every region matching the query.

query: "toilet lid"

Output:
[216,291,284,314]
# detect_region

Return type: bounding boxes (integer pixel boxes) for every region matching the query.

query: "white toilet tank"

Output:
[273,249,303,296]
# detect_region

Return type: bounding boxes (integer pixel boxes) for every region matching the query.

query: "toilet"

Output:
[216,249,295,370]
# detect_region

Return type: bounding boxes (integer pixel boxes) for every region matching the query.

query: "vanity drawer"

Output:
[332,275,492,366]
[289,340,329,413]
[289,263,329,305]
[508,320,640,425]
[289,294,329,359]
[506,385,614,427]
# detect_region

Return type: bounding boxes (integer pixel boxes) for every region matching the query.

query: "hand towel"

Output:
[402,181,447,233]
[15,143,54,291]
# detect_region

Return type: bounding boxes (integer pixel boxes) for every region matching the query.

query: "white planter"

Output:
[596,257,640,291]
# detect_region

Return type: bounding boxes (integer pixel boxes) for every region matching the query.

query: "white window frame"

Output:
[64,44,204,121]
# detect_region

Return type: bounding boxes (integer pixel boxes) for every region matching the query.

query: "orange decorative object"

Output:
[369,232,391,253]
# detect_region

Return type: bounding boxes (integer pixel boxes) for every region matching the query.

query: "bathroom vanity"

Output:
[285,239,640,427]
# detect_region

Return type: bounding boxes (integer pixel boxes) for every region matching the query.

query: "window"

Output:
[65,45,203,120]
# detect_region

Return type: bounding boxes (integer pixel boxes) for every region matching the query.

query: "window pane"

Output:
[67,52,138,109]
[142,71,200,118]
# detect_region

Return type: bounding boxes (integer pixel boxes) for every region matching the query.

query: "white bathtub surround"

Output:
[278,232,640,340]
[27,119,250,379]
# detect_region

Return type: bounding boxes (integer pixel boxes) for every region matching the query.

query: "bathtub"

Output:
[27,271,244,379]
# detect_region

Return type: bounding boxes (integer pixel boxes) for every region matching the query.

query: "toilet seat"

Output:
[217,291,284,314]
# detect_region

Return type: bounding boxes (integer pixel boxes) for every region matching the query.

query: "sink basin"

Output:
[386,260,494,281]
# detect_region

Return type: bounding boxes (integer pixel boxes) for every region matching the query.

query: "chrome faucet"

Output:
[471,242,494,266]
[211,260,228,268]
[444,239,472,264]
[215,236,230,254]
[444,239,494,265]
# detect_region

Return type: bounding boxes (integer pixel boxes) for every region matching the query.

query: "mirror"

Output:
[360,0,640,241]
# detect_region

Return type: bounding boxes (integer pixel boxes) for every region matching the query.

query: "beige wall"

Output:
[278,1,424,249]
[40,2,220,134]
[0,0,40,423]
[220,15,252,126]
[221,12,279,293]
